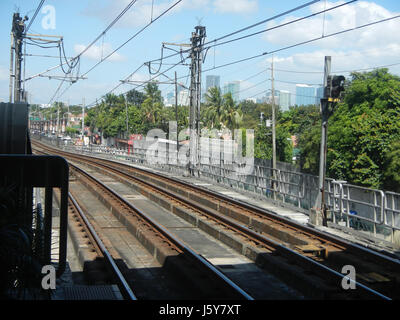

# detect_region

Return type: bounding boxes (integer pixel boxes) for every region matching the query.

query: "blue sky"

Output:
[0,0,399,106]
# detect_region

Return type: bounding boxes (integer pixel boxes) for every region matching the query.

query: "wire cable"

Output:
[25,0,45,34]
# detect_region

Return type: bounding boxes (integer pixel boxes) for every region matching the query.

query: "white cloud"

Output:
[74,42,124,61]
[256,0,400,92]
[83,0,258,28]
[213,0,258,14]
[263,1,400,50]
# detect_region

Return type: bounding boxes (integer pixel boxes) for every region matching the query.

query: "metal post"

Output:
[312,56,331,226]
[189,25,206,176]
[175,71,179,164]
[57,104,60,135]
[125,93,129,139]
[82,97,85,146]
[271,56,277,200]
[9,32,14,103]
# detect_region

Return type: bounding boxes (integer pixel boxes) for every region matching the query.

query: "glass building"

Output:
[206,75,220,91]
[223,81,240,102]
[295,84,316,106]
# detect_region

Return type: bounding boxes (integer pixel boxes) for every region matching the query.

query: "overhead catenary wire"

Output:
[64,1,399,108]
[25,0,45,34]
[51,0,185,105]
[46,0,142,105]
[50,0,351,105]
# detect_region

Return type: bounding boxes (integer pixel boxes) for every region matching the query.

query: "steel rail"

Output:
[68,192,137,300]
[69,162,254,301]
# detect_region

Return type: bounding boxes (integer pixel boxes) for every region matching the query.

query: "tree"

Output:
[326,69,400,190]
[220,92,242,133]
[126,89,145,106]
[383,141,400,192]
[203,86,223,129]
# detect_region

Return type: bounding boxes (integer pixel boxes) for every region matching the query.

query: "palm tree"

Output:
[203,86,223,129]
[221,92,242,134]
[141,82,164,126]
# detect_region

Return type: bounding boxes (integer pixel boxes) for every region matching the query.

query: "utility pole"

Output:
[175,71,179,164]
[189,25,206,176]
[312,56,331,226]
[125,93,129,139]
[271,57,277,200]
[57,103,60,135]
[9,32,14,102]
[10,13,28,103]
[82,98,85,142]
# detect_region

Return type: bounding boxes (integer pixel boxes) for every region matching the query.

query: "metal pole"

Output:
[14,28,22,102]
[82,98,85,142]
[188,26,206,176]
[9,32,14,103]
[175,71,179,164]
[315,56,331,225]
[271,56,277,200]
[57,104,60,135]
[125,93,129,139]
[189,30,197,175]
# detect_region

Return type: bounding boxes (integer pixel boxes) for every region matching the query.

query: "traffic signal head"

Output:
[330,75,345,99]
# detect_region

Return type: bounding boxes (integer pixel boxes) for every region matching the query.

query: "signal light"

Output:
[328,75,345,99]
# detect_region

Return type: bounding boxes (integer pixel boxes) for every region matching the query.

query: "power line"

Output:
[270,62,400,75]
[146,0,324,66]
[197,13,400,79]
[46,0,141,105]
[201,1,357,52]
[68,0,350,107]
[52,0,184,105]
[25,0,45,34]
[81,0,184,78]
[73,3,400,109]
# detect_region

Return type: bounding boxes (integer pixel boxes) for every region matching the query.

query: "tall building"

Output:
[279,90,291,111]
[206,75,220,91]
[295,84,316,106]
[223,81,240,102]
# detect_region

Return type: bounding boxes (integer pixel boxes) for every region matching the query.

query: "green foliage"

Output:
[325,69,400,190]
[65,127,80,136]
[383,141,400,193]
[292,68,400,191]
[254,118,293,162]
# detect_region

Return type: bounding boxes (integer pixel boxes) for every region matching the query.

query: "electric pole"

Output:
[189,25,206,176]
[175,71,179,164]
[125,93,129,139]
[312,56,331,226]
[10,13,28,103]
[82,98,85,143]
[271,57,277,200]
[57,103,60,135]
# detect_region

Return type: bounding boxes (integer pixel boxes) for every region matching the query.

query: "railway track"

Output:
[32,140,400,299]
[66,192,137,300]
[35,146,253,300]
